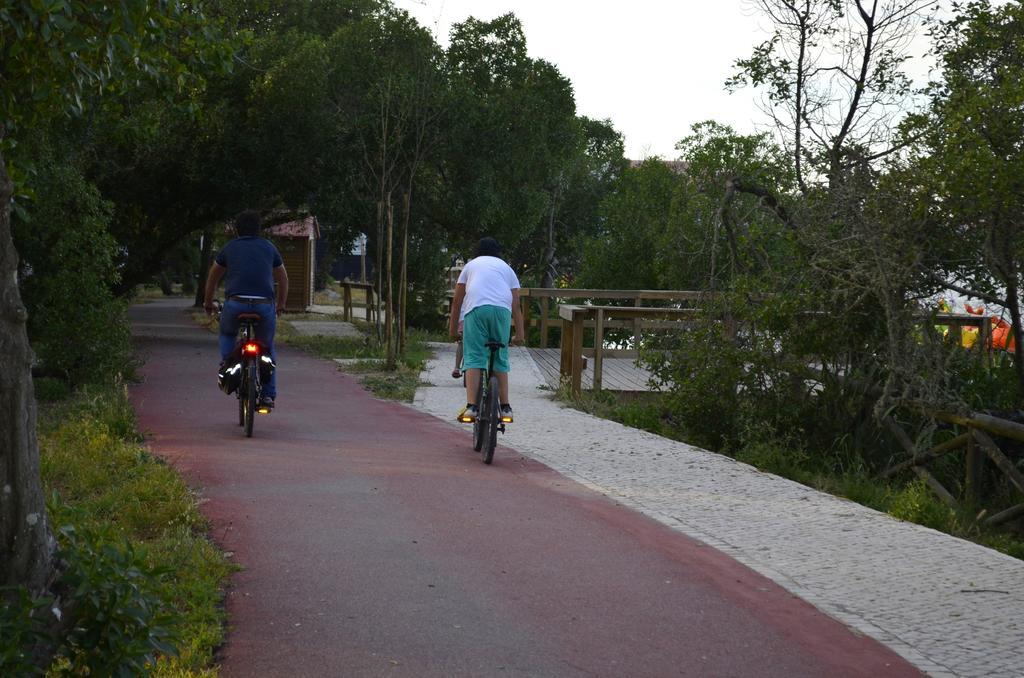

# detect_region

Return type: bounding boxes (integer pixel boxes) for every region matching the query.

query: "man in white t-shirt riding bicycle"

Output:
[449,237,525,422]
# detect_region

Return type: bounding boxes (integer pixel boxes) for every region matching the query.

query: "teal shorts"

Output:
[462,305,512,373]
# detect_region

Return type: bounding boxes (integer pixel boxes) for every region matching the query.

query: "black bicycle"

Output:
[460,340,511,464]
[216,302,274,438]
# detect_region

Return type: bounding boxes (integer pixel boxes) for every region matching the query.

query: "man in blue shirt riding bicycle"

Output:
[203,210,289,409]
[449,237,525,422]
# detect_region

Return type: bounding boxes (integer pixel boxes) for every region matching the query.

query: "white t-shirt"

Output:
[457,256,521,315]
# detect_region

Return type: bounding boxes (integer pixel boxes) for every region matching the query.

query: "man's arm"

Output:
[511,288,525,345]
[449,284,466,338]
[203,262,226,314]
[273,265,289,315]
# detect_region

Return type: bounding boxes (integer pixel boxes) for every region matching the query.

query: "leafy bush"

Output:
[54,525,180,675]
[13,143,133,386]
[33,384,233,675]
[734,436,811,482]
[887,480,954,531]
[34,377,72,403]
[614,401,666,435]
[0,587,53,675]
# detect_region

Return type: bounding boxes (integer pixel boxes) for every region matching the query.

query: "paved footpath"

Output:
[128,299,922,677]
[415,343,1024,678]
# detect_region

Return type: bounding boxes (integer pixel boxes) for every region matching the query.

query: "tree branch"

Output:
[933,279,1008,308]
[729,177,795,229]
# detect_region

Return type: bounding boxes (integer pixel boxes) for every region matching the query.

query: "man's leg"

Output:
[486,308,513,406]
[218,300,241,361]
[497,371,509,404]
[465,368,481,405]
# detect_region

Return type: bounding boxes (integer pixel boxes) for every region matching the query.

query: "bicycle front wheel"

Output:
[482,374,499,464]
[244,360,257,438]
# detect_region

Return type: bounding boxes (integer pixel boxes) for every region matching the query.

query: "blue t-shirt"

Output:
[215,236,283,300]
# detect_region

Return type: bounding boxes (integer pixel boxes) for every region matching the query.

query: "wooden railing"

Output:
[881,410,1024,527]
[340,281,378,323]
[519,288,709,349]
[557,304,705,395]
[933,312,992,349]
[445,288,707,347]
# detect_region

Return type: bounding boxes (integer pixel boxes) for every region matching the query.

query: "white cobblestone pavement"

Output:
[413,343,1024,678]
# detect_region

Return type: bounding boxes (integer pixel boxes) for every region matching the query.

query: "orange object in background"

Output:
[964,303,1017,352]
[991,318,1016,352]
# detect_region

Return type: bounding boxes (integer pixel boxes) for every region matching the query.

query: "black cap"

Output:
[475,237,502,257]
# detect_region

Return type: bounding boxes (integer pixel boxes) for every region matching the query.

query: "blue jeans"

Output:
[219,299,278,398]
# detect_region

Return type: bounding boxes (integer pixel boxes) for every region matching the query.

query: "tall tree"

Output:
[906,0,1024,393]
[728,0,937,191]
[442,14,579,271]
[1,0,229,597]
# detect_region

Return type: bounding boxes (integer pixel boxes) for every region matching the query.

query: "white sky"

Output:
[392,0,949,160]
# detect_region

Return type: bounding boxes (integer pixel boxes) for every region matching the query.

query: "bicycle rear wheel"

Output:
[472,374,485,452]
[244,360,257,437]
[482,374,499,464]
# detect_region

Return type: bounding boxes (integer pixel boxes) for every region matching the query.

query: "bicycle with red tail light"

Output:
[214,300,275,437]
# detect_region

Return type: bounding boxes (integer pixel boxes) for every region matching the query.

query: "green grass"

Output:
[38,383,233,676]
[559,387,1024,561]
[278,318,435,402]
[358,367,427,402]
[192,309,435,404]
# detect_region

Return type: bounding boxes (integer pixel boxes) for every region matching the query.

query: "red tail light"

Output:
[242,342,260,355]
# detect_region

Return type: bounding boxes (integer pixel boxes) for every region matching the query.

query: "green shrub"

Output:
[53,524,180,675]
[34,377,72,403]
[614,401,665,435]
[13,145,133,386]
[979,533,1024,560]
[734,437,811,482]
[360,368,422,402]
[0,587,53,675]
[32,384,233,675]
[888,480,954,531]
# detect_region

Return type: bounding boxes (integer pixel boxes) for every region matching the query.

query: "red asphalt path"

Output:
[129,299,920,678]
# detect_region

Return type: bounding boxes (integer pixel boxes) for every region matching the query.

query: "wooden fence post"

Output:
[521,294,532,346]
[540,297,550,348]
[571,309,585,397]
[560,317,573,380]
[593,308,605,392]
[633,295,642,350]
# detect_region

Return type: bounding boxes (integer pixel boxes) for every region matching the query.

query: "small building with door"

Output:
[265,215,320,311]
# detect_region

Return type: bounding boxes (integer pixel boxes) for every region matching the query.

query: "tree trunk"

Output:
[375,200,384,343]
[540,178,561,289]
[385,198,395,370]
[399,190,410,356]
[1004,274,1024,395]
[360,234,367,284]
[0,141,56,598]
[194,226,214,307]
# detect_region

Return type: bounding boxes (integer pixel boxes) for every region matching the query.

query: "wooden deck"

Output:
[527,348,659,392]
